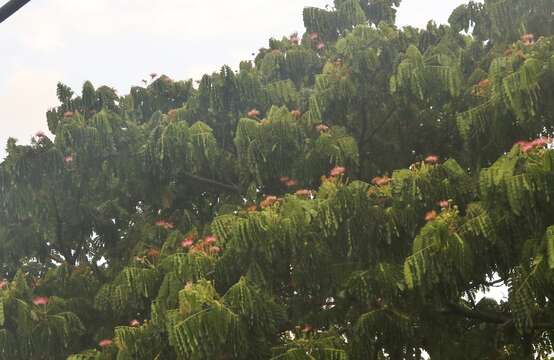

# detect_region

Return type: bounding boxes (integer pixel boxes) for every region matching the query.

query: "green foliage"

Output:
[1,0,554,359]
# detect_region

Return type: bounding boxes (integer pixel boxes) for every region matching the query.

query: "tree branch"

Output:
[442,303,554,330]
[184,173,240,193]
[0,0,31,24]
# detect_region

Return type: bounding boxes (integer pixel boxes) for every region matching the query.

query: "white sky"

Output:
[0,0,470,160]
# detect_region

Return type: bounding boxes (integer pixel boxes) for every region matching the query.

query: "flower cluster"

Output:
[316,123,329,133]
[516,137,552,153]
[32,296,49,306]
[294,189,313,198]
[329,166,346,177]
[371,175,391,186]
[247,109,261,118]
[64,155,74,165]
[155,220,175,230]
[291,109,302,119]
[189,235,220,255]
[99,339,113,348]
[425,210,438,222]
[261,195,279,209]
[424,155,439,164]
[168,109,178,119]
[521,33,535,46]
[181,234,195,249]
[279,176,298,187]
[147,248,160,258]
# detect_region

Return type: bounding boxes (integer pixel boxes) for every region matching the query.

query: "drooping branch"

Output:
[442,302,509,324]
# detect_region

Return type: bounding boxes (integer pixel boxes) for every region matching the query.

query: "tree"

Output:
[1,0,553,358]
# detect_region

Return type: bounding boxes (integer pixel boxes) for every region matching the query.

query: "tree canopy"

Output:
[1,0,554,358]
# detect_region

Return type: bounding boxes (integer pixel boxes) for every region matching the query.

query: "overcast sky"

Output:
[0,0,470,160]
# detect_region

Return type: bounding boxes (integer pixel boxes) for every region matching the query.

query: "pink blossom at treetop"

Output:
[247,109,261,118]
[371,176,391,186]
[438,200,450,208]
[285,179,298,187]
[330,166,346,177]
[516,137,552,153]
[261,195,279,208]
[204,235,217,244]
[32,296,49,306]
[99,339,113,348]
[155,220,175,230]
[316,124,329,133]
[425,210,438,222]
[316,42,325,50]
[64,155,74,164]
[295,189,312,198]
[424,155,439,164]
[129,319,140,327]
[181,236,194,248]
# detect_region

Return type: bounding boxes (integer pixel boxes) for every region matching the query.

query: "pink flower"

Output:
[295,189,312,198]
[32,296,49,306]
[0,279,7,290]
[301,324,314,333]
[129,319,140,327]
[309,32,319,40]
[64,155,74,164]
[521,33,534,46]
[330,166,346,177]
[425,210,438,222]
[168,109,178,118]
[371,176,391,186]
[316,124,329,133]
[155,220,174,230]
[531,137,551,148]
[285,179,298,187]
[247,109,261,118]
[181,237,194,248]
[204,235,217,245]
[516,137,551,153]
[316,42,325,50]
[425,155,439,164]
[147,248,160,258]
[261,195,279,209]
[438,200,450,208]
[99,339,113,348]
